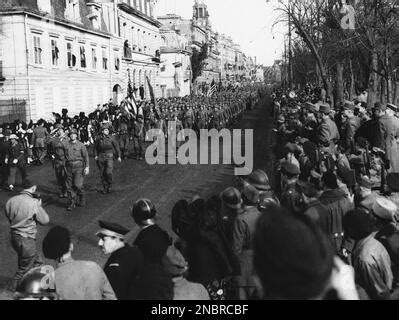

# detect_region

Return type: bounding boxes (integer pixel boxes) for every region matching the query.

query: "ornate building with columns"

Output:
[0,0,161,122]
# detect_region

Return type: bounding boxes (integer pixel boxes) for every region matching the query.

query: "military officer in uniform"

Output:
[317,103,340,155]
[96,220,144,300]
[49,124,68,198]
[63,129,90,211]
[94,125,121,194]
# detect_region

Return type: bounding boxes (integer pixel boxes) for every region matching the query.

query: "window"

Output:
[80,45,86,68]
[33,35,42,65]
[102,48,108,70]
[51,39,59,66]
[67,42,76,67]
[92,47,97,69]
[115,53,120,71]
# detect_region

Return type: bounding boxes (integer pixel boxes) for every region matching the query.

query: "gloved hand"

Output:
[84,167,90,176]
[13,159,18,165]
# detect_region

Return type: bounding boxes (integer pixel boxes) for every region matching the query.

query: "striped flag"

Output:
[207,80,217,97]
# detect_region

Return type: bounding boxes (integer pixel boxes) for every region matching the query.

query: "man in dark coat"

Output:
[131,199,172,264]
[96,220,144,300]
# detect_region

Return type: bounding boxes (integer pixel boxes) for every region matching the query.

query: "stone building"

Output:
[0,0,161,122]
[159,26,192,98]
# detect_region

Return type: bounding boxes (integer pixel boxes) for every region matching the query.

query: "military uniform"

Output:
[62,133,90,210]
[116,117,130,159]
[32,125,49,164]
[49,132,69,197]
[6,136,28,189]
[94,133,121,193]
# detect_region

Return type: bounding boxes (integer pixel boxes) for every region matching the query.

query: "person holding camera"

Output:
[4,182,50,291]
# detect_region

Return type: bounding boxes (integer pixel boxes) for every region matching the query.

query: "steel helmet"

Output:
[131,199,156,223]
[221,187,242,210]
[14,266,58,300]
[247,170,270,191]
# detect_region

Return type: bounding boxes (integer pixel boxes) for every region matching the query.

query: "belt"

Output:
[67,160,83,165]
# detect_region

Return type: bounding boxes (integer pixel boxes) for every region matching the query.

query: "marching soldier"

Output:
[94,124,121,195]
[49,124,69,198]
[116,115,130,160]
[32,119,49,165]
[132,115,145,160]
[63,129,90,211]
[5,134,29,191]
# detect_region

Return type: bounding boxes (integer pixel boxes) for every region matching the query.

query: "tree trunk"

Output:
[336,61,344,104]
[394,81,399,106]
[367,51,378,109]
[349,59,356,100]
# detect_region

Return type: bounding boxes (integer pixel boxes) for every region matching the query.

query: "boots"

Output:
[77,194,86,207]
[67,200,76,211]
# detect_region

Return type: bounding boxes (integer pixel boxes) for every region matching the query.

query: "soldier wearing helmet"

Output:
[131,199,172,264]
[244,169,279,209]
[49,124,69,198]
[14,265,58,300]
[94,124,121,194]
[62,128,90,211]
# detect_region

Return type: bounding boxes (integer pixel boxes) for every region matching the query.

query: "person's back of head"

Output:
[254,205,334,300]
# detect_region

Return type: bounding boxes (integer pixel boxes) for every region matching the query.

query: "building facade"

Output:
[159,27,192,98]
[0,0,161,122]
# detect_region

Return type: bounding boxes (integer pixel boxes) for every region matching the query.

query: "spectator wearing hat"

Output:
[232,185,261,300]
[357,176,379,212]
[253,205,358,300]
[162,246,209,300]
[5,134,29,191]
[94,125,121,195]
[96,220,144,300]
[42,226,116,300]
[282,142,300,169]
[131,199,172,264]
[62,128,90,211]
[319,171,354,254]
[297,180,329,236]
[344,209,393,300]
[280,161,303,214]
[5,182,49,290]
[317,103,340,154]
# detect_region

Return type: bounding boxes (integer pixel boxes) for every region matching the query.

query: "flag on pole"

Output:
[207,79,217,97]
[146,75,158,108]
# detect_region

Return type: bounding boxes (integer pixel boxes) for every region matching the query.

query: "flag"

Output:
[207,80,217,97]
[146,76,158,108]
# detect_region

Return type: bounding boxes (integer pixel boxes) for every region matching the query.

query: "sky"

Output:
[155,0,287,66]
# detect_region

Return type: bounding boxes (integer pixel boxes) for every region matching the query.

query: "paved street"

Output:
[0,96,272,300]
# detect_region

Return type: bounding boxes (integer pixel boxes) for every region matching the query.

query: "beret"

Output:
[97,220,129,239]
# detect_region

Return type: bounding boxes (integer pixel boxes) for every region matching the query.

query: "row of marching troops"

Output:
[270,84,399,299]
[0,85,263,212]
